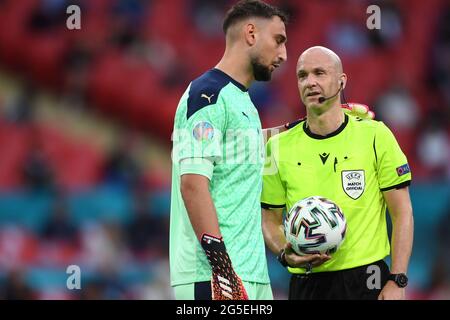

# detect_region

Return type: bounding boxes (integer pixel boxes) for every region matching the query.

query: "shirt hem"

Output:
[287,253,389,274]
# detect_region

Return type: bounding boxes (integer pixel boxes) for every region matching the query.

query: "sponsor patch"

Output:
[193,121,214,141]
[396,164,410,176]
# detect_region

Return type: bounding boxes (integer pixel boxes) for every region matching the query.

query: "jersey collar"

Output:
[211,68,248,92]
[303,114,349,140]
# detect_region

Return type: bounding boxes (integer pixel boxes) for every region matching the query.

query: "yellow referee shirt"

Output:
[261,114,412,273]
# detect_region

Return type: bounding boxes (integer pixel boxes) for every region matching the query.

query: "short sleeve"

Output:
[261,137,286,209]
[374,122,412,191]
[173,95,226,170]
[179,157,215,180]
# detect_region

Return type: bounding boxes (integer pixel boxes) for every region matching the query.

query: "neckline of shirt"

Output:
[211,68,248,92]
[303,114,349,140]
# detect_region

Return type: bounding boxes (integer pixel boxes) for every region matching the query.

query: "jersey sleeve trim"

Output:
[261,202,285,209]
[179,158,214,180]
[380,180,411,192]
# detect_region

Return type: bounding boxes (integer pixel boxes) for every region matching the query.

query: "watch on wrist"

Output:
[388,273,408,288]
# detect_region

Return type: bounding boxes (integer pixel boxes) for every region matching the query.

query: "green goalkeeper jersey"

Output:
[261,114,412,274]
[170,68,270,286]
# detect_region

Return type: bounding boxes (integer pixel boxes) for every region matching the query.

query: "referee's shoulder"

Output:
[349,114,384,131]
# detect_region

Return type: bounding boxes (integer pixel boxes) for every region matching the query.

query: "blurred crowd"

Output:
[0,0,449,299]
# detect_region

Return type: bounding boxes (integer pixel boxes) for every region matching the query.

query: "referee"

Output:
[261,46,414,300]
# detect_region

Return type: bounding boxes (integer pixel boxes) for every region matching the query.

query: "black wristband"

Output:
[277,249,289,268]
[201,234,232,272]
[201,234,226,253]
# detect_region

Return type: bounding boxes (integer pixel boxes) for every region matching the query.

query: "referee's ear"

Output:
[339,74,347,90]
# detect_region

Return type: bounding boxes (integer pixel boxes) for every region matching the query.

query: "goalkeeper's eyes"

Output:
[275,35,287,45]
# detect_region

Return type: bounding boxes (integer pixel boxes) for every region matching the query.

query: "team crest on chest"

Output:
[341,170,365,199]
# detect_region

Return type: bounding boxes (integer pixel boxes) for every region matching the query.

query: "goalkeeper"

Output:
[170,1,373,300]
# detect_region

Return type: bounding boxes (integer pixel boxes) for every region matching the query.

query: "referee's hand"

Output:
[283,242,331,268]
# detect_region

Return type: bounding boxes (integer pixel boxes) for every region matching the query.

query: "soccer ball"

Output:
[284,196,347,255]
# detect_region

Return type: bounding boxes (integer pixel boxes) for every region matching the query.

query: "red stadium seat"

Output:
[0,123,30,189]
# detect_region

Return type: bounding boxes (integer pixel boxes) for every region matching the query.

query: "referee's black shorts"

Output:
[289,259,390,300]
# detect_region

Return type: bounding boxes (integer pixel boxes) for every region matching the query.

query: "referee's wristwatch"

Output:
[388,273,408,288]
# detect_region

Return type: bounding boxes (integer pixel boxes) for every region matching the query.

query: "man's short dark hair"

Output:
[223,0,288,34]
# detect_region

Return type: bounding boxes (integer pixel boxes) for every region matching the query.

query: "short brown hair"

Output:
[223,0,288,34]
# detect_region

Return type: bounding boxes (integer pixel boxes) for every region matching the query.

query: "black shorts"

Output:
[289,259,390,300]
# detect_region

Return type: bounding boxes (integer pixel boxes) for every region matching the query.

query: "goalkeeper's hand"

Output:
[341,102,375,120]
[201,234,248,300]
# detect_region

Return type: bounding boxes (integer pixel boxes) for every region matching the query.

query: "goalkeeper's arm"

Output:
[181,173,248,300]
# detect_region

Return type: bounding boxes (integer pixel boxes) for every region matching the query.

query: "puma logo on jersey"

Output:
[201,93,214,104]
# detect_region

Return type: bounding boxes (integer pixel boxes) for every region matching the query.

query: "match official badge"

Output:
[193,121,214,141]
[342,170,365,200]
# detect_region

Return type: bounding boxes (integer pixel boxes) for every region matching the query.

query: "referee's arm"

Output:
[262,207,286,255]
[380,186,414,299]
[383,186,414,274]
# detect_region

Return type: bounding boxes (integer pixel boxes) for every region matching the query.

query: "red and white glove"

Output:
[201,234,248,300]
[284,102,375,129]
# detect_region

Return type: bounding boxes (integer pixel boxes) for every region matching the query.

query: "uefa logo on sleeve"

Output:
[396,164,410,177]
[193,122,214,141]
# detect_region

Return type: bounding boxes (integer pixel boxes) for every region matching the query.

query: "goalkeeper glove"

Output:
[285,103,375,129]
[201,233,248,300]
[341,102,375,120]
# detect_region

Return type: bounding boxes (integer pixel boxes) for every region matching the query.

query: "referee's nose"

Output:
[304,74,318,89]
